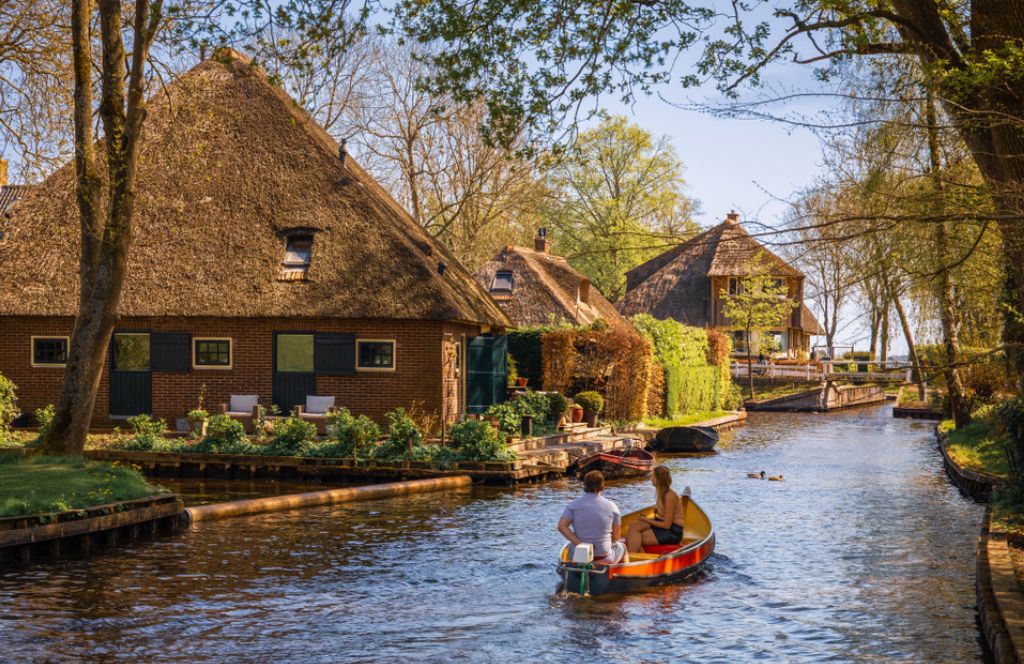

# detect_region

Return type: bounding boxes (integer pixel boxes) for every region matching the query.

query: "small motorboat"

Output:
[645,425,719,453]
[567,445,654,481]
[557,492,715,596]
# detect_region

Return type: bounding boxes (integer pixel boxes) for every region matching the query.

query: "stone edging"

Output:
[978,509,1024,663]
[936,424,1001,501]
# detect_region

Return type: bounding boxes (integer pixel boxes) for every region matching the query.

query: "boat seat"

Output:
[628,552,661,561]
[642,544,681,555]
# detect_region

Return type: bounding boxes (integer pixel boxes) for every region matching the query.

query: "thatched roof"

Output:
[625,214,802,293]
[0,185,26,218]
[620,214,822,335]
[799,303,826,336]
[474,243,631,329]
[0,51,509,326]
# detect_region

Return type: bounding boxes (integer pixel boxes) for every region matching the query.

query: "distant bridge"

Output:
[731,360,912,384]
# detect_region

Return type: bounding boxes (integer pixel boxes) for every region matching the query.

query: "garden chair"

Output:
[294,395,337,435]
[220,394,261,433]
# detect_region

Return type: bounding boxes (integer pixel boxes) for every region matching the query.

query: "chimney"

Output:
[725,210,740,224]
[578,278,591,305]
[338,139,347,166]
[0,159,7,187]
[534,227,549,253]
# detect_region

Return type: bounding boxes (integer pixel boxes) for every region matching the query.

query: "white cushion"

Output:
[305,395,335,415]
[229,394,259,413]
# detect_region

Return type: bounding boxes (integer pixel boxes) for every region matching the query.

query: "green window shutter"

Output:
[151,333,190,372]
[315,333,355,375]
[467,335,507,414]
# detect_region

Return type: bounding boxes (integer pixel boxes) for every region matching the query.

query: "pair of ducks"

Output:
[747,470,784,482]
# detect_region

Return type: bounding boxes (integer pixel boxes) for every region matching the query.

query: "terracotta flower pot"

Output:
[571,406,584,423]
[188,418,208,437]
[517,377,529,388]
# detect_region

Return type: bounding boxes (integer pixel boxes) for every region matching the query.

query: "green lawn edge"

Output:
[0,454,167,518]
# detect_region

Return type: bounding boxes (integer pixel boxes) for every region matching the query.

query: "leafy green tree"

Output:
[543,114,697,301]
[393,0,1024,380]
[720,253,799,399]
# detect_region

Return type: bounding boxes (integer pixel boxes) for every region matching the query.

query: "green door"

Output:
[466,335,507,414]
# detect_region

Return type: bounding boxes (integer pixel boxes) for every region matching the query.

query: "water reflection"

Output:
[0,404,986,661]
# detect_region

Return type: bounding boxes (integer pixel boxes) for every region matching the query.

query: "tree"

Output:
[719,253,799,399]
[35,0,168,456]
[394,1,1024,379]
[543,114,697,301]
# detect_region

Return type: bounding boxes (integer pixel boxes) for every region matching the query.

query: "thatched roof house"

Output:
[620,212,824,357]
[0,50,510,426]
[475,230,631,329]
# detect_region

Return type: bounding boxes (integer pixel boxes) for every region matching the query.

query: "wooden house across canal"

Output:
[619,211,825,359]
[0,50,511,428]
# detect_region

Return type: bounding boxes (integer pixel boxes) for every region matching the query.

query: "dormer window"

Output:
[281,234,313,280]
[490,270,514,293]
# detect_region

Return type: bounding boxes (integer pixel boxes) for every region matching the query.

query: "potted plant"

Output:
[546,392,569,429]
[517,376,529,388]
[187,385,209,437]
[575,391,604,428]
[570,402,584,424]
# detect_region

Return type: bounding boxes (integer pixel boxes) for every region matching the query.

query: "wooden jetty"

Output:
[745,382,886,412]
[0,494,183,566]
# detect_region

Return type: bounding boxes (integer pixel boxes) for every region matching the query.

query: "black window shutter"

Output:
[315,333,355,375]
[151,333,190,372]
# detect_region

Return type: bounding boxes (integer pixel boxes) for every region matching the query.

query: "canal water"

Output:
[0,404,986,662]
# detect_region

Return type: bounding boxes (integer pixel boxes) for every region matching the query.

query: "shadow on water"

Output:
[0,403,988,662]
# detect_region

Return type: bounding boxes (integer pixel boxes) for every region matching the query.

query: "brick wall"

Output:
[0,316,484,428]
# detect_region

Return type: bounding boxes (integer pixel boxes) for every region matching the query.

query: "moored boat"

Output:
[557,494,715,596]
[567,446,654,480]
[645,425,719,453]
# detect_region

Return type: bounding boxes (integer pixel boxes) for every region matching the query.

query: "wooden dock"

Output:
[0,494,183,566]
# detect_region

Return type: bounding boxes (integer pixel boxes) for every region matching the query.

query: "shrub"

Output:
[192,414,258,455]
[373,408,423,460]
[0,373,19,438]
[308,408,382,458]
[112,414,168,452]
[30,404,55,447]
[449,418,516,462]
[512,390,550,421]
[264,415,318,456]
[506,354,519,387]
[574,391,604,414]
[486,401,521,439]
[546,392,568,424]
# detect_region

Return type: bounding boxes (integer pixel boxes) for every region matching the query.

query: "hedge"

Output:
[508,330,545,387]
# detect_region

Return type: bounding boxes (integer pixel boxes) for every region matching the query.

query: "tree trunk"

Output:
[926,84,971,428]
[880,302,890,364]
[893,296,926,401]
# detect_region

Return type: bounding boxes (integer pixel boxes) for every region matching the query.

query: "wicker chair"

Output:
[294,396,337,435]
[220,394,261,433]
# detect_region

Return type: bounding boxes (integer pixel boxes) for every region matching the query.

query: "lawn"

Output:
[940,418,1008,477]
[644,410,731,428]
[0,454,166,518]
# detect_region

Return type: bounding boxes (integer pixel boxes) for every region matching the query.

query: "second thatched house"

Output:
[474,229,633,330]
[0,51,510,427]
[619,212,824,358]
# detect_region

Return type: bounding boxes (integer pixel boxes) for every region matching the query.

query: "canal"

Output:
[0,404,986,662]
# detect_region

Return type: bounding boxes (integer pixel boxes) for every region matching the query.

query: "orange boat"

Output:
[557,494,715,596]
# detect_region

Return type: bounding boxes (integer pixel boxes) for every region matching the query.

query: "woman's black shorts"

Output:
[651,522,683,545]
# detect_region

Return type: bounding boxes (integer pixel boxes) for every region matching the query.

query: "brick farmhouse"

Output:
[0,51,510,428]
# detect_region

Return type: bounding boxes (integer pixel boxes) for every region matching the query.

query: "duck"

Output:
[747,471,766,479]
[768,474,784,482]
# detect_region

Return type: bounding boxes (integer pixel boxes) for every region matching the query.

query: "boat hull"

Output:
[570,448,654,480]
[646,426,719,453]
[559,533,714,595]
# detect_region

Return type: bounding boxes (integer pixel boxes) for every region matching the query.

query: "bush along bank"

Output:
[103,405,522,468]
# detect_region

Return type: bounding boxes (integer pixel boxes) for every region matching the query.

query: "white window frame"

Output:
[31,335,70,368]
[192,337,233,370]
[356,338,397,372]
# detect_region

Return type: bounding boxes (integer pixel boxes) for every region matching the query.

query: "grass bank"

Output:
[644,410,731,428]
[940,418,1008,477]
[0,454,166,518]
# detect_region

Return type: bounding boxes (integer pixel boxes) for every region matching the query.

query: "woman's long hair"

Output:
[653,465,672,507]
